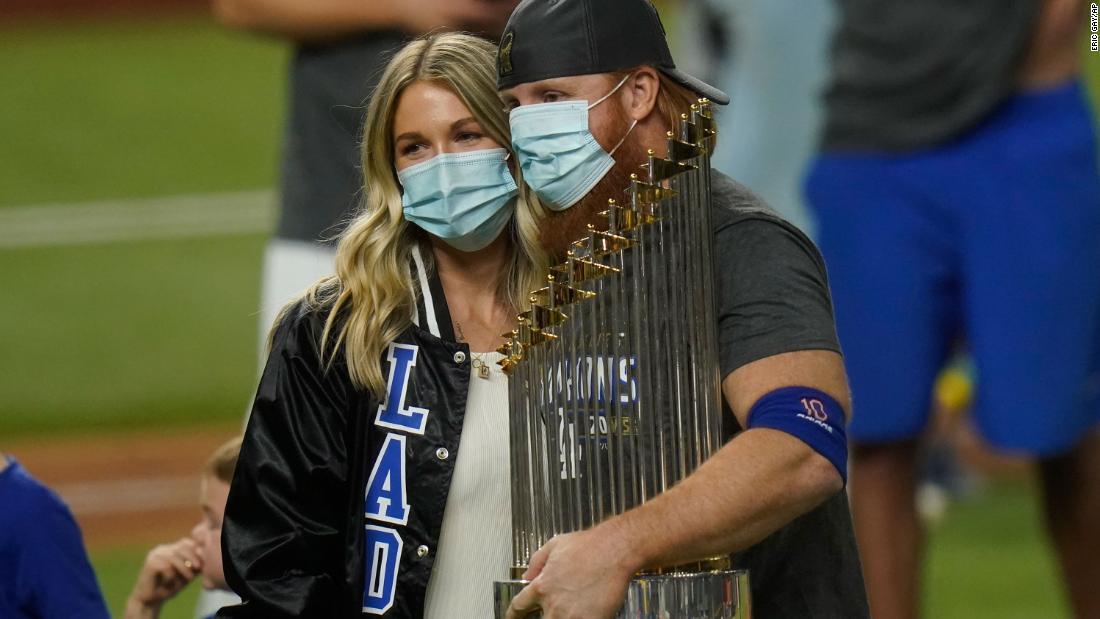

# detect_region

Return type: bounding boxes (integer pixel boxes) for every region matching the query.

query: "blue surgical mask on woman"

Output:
[398,147,518,252]
[509,74,638,211]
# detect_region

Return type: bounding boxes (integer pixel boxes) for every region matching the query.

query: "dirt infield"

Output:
[6,423,240,549]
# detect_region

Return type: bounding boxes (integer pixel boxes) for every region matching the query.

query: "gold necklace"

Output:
[454,321,493,379]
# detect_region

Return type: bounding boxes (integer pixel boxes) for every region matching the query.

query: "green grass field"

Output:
[1,15,283,436]
[924,481,1068,618]
[0,15,287,206]
[0,234,266,434]
[2,12,1097,619]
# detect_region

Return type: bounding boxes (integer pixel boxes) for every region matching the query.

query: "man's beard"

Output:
[537,117,649,261]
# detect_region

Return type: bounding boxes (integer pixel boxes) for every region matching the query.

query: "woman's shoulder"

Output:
[269,285,347,364]
[279,294,336,331]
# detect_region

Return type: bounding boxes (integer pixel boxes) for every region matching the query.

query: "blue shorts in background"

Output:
[806,79,1100,456]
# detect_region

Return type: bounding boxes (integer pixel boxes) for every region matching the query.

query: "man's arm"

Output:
[611,350,847,569]
[211,0,517,43]
[1019,0,1083,87]
[506,350,846,619]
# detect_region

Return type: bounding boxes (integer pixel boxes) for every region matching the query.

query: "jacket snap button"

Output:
[436,447,449,460]
[453,351,466,364]
[417,545,429,558]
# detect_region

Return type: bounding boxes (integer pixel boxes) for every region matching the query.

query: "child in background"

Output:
[125,437,242,619]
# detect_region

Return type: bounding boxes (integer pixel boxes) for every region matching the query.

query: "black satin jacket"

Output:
[218,247,474,618]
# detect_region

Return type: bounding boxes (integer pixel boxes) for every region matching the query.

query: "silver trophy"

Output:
[496,101,750,618]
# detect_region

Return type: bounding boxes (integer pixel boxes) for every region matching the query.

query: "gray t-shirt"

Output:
[711,172,869,618]
[822,0,1037,152]
[278,33,407,243]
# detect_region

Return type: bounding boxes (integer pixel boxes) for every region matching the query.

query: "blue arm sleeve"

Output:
[746,386,849,483]
[25,490,111,618]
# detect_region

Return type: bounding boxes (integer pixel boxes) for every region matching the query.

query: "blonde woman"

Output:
[218,33,545,619]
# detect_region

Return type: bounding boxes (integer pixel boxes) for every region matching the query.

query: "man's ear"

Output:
[622,66,661,122]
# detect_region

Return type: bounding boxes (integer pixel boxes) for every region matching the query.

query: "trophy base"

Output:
[494,569,750,618]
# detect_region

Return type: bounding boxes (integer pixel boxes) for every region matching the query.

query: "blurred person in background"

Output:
[0,454,110,618]
[805,1,1100,617]
[124,437,242,619]
[673,0,836,233]
[218,33,546,617]
[210,0,520,347]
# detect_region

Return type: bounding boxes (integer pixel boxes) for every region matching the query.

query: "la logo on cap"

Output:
[498,30,514,77]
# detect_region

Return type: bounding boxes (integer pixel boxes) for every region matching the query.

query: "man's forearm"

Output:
[1019,0,1083,86]
[212,0,400,42]
[601,428,843,573]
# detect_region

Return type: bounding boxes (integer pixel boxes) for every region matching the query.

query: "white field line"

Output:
[0,189,276,249]
[55,475,199,516]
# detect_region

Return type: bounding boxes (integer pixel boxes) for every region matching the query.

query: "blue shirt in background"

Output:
[0,457,110,619]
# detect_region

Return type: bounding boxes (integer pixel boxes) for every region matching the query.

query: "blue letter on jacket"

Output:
[375,343,429,435]
[364,434,410,525]
[363,525,403,615]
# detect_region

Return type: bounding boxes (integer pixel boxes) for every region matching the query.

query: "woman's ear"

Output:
[623,66,660,122]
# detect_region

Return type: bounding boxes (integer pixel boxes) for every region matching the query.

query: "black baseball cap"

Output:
[496,0,729,105]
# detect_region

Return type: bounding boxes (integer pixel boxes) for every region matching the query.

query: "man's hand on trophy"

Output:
[505,526,637,619]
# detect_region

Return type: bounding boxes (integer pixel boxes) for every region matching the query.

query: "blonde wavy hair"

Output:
[292,33,547,396]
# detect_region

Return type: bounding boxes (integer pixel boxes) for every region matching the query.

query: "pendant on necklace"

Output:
[474,358,490,379]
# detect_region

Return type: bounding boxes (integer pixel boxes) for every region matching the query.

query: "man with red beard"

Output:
[498,1,869,618]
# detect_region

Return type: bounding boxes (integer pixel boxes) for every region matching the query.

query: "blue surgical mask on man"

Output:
[398,148,518,253]
[509,75,639,211]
